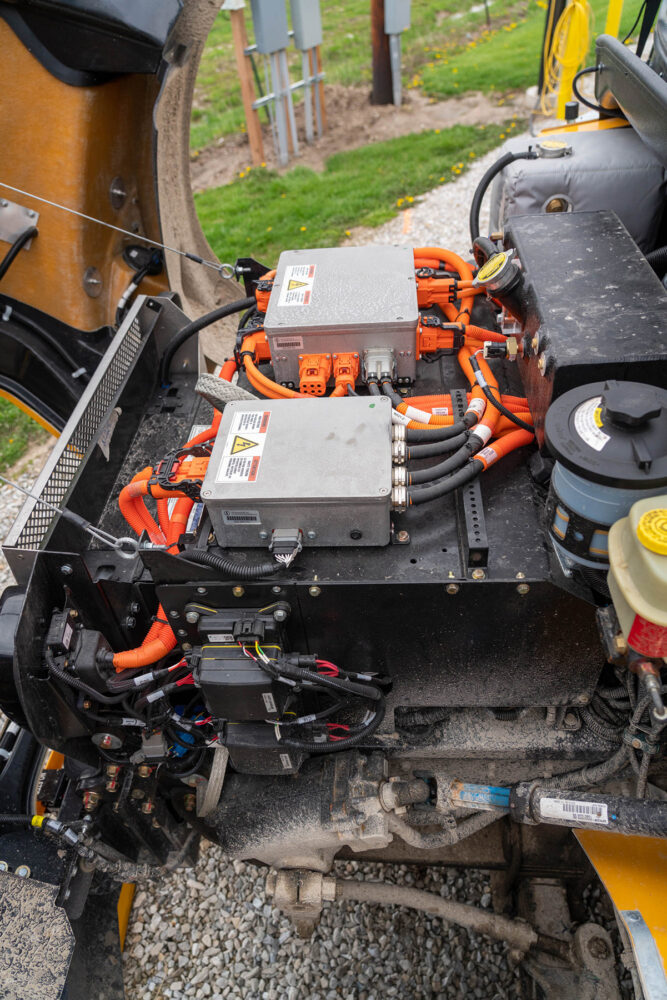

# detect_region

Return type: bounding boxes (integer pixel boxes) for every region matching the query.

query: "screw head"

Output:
[587,936,610,960]
[233,586,245,598]
[631,737,642,749]
[105,779,118,793]
[273,608,288,622]
[185,611,199,625]
[517,583,530,595]
[446,583,459,595]
[138,765,152,778]
[306,530,317,540]
[563,711,579,727]
[176,628,187,637]
[123,616,137,629]
[350,529,363,540]
[196,587,208,595]
[60,564,73,576]
[106,764,120,777]
[271,586,283,595]
[83,791,101,811]
[0,861,9,872]
[169,609,179,619]
[515,572,526,580]
[259,530,269,540]
[396,530,410,543]
[202,489,212,498]
[472,569,486,580]
[15,865,31,879]
[309,586,321,598]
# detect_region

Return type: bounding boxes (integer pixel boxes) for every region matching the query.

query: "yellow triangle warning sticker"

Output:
[230,435,258,455]
[288,279,308,290]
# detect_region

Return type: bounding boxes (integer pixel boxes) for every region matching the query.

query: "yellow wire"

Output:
[539,0,593,116]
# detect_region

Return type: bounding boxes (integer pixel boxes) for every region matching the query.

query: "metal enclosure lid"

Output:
[385,0,411,34]
[249,0,289,53]
[290,0,323,49]
[202,395,393,503]
[264,245,418,338]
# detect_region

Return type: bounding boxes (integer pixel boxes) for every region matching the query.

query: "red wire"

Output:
[175,673,194,687]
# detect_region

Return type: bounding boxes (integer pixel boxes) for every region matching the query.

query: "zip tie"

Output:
[0,180,237,280]
[2,304,12,322]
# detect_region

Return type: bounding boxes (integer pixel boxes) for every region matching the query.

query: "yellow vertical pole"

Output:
[605,0,625,37]
[556,0,587,118]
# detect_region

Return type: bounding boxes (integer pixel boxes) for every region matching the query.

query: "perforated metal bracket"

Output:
[451,389,489,569]
[0,196,39,248]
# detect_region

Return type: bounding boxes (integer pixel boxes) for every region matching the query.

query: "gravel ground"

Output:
[0,443,54,591]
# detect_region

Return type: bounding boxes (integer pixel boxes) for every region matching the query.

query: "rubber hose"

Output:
[572,65,621,116]
[160,296,255,384]
[406,420,473,442]
[472,236,498,267]
[646,244,667,276]
[408,462,481,504]
[381,379,404,408]
[178,546,280,579]
[1,301,89,380]
[0,814,32,827]
[368,382,382,396]
[469,151,537,243]
[0,227,38,281]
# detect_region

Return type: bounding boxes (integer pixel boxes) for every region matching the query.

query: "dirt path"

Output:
[190,83,530,192]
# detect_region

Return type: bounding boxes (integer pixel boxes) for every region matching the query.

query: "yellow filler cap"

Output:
[636,507,667,556]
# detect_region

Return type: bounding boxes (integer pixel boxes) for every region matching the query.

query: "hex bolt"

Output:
[169,610,179,619]
[15,865,31,879]
[106,764,120,778]
[517,583,530,595]
[306,530,317,540]
[0,861,9,872]
[184,793,196,812]
[196,587,208,595]
[122,616,137,630]
[202,489,212,498]
[259,531,269,540]
[613,634,628,656]
[271,586,282,595]
[233,586,245,598]
[587,936,610,960]
[185,611,199,625]
[273,608,288,623]
[631,737,642,750]
[129,602,140,614]
[60,564,73,576]
[176,628,187,637]
[563,711,579,727]
[83,791,101,812]
[141,800,155,815]
[446,584,459,595]
[471,569,486,580]
[309,586,321,598]
[396,530,410,544]
[105,779,118,793]
[137,765,152,778]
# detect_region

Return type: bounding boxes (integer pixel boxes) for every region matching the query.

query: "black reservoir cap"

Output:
[544,380,667,488]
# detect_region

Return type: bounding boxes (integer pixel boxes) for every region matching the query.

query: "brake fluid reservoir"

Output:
[608,498,667,658]
[544,380,667,572]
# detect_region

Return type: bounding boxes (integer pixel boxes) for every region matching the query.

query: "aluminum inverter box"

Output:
[264,245,419,386]
[201,396,393,547]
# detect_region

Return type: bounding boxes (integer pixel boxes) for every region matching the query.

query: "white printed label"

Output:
[262,692,278,713]
[391,409,412,426]
[540,796,608,825]
[404,405,432,423]
[216,410,271,483]
[279,753,293,770]
[207,633,235,643]
[273,336,304,350]
[474,424,493,445]
[477,445,497,466]
[573,396,610,452]
[431,406,450,416]
[277,264,316,306]
[62,621,73,650]
[467,397,486,418]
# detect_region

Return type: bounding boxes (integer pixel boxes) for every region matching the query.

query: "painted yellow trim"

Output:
[577,830,667,968]
[605,0,625,37]
[0,389,59,437]
[539,118,629,135]
[117,882,136,951]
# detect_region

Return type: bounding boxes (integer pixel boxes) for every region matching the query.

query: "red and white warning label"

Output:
[216,410,271,483]
[277,264,316,306]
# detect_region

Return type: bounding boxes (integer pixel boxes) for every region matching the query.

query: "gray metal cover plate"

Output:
[202,396,392,547]
[264,245,418,385]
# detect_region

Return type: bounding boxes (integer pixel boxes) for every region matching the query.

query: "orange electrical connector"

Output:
[299,353,332,396]
[254,269,276,314]
[332,352,360,392]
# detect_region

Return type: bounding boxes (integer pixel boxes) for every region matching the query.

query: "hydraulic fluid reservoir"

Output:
[544,380,667,574]
[608,497,667,658]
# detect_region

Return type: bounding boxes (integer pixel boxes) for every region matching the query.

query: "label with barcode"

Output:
[273,336,304,350]
[207,633,235,643]
[279,753,293,770]
[262,692,277,713]
[222,509,261,525]
[540,796,608,825]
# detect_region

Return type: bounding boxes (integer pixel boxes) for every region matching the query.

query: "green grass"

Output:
[421,0,644,99]
[0,398,49,474]
[196,121,516,264]
[191,0,527,149]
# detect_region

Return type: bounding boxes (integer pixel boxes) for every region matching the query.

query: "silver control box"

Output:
[264,245,418,386]
[202,396,393,547]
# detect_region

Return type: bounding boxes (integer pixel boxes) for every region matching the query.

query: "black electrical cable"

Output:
[1,301,89,381]
[407,461,481,505]
[646,245,667,276]
[0,226,38,282]
[177,547,280,579]
[46,652,129,705]
[408,441,478,485]
[367,380,382,396]
[381,379,404,408]
[407,432,469,460]
[468,355,535,433]
[160,295,255,384]
[115,263,150,327]
[266,656,382,702]
[572,66,622,116]
[469,150,537,243]
[280,701,386,753]
[0,813,32,828]
[405,413,478,442]
[622,0,647,42]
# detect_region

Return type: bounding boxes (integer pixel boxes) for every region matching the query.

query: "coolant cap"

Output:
[636,508,667,555]
[536,138,572,158]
